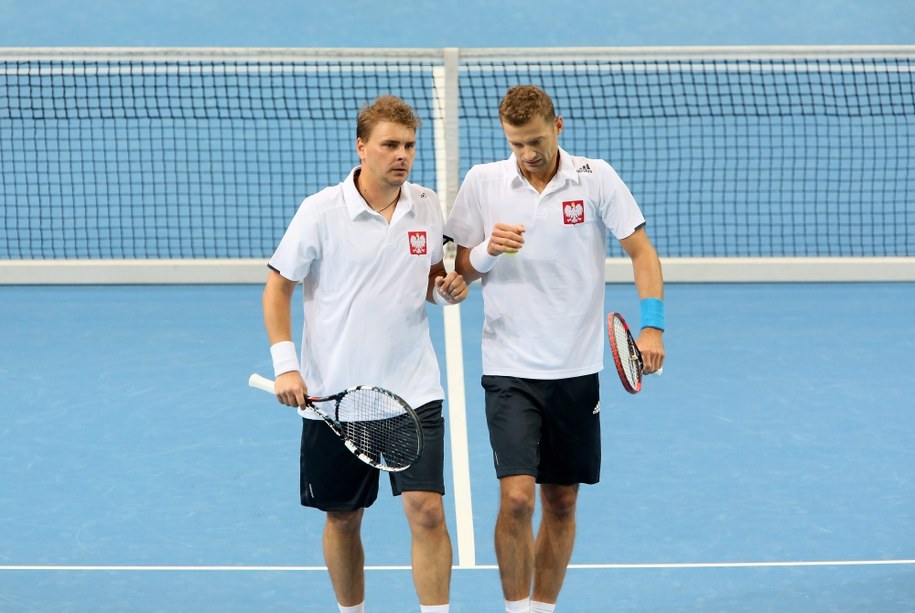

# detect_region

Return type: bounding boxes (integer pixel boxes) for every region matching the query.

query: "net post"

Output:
[434,47,477,570]
[432,47,461,264]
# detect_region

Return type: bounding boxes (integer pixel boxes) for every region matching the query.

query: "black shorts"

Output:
[299,400,446,512]
[482,374,601,485]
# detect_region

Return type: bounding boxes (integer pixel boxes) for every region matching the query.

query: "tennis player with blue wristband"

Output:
[446,85,665,613]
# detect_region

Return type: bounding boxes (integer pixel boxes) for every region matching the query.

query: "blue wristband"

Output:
[640,298,665,331]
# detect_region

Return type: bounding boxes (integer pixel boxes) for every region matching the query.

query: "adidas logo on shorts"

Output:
[592,401,600,414]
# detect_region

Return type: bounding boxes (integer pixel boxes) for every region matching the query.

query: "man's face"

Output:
[356,120,417,189]
[501,114,563,181]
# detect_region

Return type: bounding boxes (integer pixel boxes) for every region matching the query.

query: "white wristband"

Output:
[469,241,498,273]
[270,340,300,378]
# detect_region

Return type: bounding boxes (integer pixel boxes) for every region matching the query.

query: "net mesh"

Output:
[460,55,914,257]
[1,50,912,261]
[0,57,440,258]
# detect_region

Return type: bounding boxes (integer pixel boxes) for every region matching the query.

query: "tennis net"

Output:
[1,47,912,282]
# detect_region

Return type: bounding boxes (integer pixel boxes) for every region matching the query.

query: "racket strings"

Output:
[337,389,420,469]
[612,319,641,387]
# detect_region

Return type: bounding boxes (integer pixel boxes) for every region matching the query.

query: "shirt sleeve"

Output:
[268,197,322,281]
[596,160,646,240]
[444,166,486,248]
[425,189,446,263]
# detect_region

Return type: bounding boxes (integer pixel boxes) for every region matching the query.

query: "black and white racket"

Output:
[248,373,423,472]
[607,312,662,394]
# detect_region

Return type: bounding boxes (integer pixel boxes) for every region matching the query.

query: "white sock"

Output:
[338,603,364,613]
[420,605,450,613]
[531,601,556,613]
[505,598,531,612]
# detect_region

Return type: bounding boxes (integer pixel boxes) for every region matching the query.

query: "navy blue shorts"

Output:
[299,400,446,512]
[482,374,601,485]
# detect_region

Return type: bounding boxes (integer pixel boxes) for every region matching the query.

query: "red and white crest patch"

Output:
[408,231,427,255]
[562,200,585,225]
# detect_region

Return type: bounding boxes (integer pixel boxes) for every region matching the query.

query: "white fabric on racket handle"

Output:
[248,373,278,394]
[249,372,313,419]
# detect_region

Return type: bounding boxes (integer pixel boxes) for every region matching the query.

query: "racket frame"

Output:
[248,374,423,472]
[607,311,644,394]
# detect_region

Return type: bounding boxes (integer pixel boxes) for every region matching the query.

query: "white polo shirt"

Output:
[269,167,445,414]
[445,148,645,379]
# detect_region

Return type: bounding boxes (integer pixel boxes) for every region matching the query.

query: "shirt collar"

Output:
[343,167,414,220]
[506,147,580,189]
[555,147,580,184]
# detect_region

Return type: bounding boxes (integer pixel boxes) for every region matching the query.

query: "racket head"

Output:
[607,312,643,394]
[247,374,423,472]
[319,386,424,472]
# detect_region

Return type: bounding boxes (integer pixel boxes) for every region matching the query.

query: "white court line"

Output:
[567,559,915,569]
[442,303,476,569]
[432,56,474,568]
[2,560,913,572]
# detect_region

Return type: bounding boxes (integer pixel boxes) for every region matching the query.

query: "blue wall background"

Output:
[1,0,911,48]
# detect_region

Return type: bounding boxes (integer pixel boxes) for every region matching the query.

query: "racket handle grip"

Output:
[248,373,277,394]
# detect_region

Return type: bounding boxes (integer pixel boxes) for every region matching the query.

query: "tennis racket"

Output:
[248,373,423,472]
[607,312,662,394]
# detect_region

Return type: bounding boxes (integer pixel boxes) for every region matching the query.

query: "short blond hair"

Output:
[498,85,556,126]
[356,95,422,140]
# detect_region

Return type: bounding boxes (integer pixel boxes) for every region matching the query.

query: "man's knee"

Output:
[541,484,579,519]
[499,476,537,520]
[403,492,446,531]
[326,509,364,534]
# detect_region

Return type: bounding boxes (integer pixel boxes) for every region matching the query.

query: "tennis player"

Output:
[262,95,467,613]
[445,85,665,612]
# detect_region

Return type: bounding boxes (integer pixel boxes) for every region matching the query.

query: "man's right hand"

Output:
[274,370,308,407]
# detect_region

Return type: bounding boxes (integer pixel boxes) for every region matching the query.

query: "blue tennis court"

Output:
[1,281,913,611]
[1,1,913,611]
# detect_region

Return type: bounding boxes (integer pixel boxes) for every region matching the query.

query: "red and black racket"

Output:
[607,312,662,394]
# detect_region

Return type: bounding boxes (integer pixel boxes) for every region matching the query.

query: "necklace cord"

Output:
[355,173,399,214]
[371,192,399,214]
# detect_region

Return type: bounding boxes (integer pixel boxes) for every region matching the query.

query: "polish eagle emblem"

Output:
[562,200,585,225]
[408,231,427,255]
